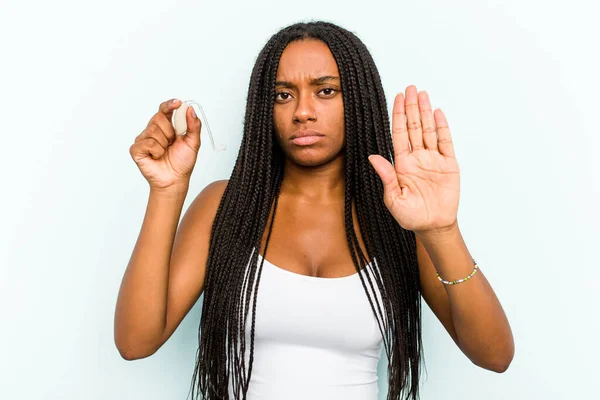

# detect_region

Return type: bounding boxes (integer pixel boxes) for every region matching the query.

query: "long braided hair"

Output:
[191,21,423,400]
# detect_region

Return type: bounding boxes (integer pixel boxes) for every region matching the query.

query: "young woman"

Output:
[115,21,514,400]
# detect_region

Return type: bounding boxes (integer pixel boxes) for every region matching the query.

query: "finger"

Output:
[183,105,202,150]
[433,108,455,158]
[368,155,401,204]
[158,98,181,121]
[150,113,177,145]
[139,123,170,149]
[405,85,423,151]
[391,93,410,161]
[418,91,438,151]
[130,138,166,161]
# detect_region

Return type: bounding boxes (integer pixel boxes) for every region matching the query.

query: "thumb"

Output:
[183,105,202,150]
[368,155,401,202]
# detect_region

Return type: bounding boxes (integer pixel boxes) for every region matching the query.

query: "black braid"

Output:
[190,21,423,400]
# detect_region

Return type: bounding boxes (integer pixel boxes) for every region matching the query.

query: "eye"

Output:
[319,87,337,97]
[275,92,292,101]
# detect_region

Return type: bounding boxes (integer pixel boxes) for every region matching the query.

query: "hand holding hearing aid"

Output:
[129,98,203,191]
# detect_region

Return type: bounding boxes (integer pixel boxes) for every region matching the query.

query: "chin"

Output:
[285,146,343,168]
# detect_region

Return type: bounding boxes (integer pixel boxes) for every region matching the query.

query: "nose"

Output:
[293,92,316,123]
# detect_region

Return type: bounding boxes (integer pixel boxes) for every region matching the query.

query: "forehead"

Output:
[276,40,339,79]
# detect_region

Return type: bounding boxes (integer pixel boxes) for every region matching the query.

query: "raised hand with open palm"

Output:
[368,85,460,234]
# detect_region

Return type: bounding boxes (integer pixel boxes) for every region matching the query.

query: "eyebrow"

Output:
[275,75,340,88]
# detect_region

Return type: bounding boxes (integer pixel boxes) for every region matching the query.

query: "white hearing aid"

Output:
[172,100,227,152]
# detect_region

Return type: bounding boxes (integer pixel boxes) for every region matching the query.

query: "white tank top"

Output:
[228,249,385,399]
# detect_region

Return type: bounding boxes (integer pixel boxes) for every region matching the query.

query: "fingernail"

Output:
[190,107,197,119]
[171,99,179,104]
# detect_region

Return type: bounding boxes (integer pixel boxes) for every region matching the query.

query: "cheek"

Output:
[273,110,286,137]
[334,103,345,136]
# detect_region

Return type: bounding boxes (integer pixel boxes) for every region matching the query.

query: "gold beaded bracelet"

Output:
[436,260,479,285]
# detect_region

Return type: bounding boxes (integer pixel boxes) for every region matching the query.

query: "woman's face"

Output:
[273,39,345,167]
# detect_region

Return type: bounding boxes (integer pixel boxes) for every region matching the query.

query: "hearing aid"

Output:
[172,100,227,152]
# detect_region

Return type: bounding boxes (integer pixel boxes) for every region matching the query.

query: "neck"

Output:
[280,155,345,204]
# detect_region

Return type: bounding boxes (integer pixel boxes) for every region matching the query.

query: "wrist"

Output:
[149,182,190,199]
[414,220,460,242]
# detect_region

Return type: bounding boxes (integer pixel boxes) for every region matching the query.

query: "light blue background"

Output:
[1,0,598,399]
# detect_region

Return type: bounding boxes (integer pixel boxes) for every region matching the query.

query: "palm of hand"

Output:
[369,86,461,233]
[137,135,199,189]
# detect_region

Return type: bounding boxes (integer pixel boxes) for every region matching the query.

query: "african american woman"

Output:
[115,21,514,400]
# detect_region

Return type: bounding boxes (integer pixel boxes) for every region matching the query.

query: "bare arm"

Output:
[417,222,515,373]
[113,180,228,360]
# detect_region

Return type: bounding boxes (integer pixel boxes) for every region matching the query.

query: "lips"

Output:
[290,129,324,140]
[289,129,325,146]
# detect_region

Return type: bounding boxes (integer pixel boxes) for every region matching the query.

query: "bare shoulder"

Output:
[191,179,229,209]
[156,179,229,348]
[175,179,229,243]
[172,179,229,269]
